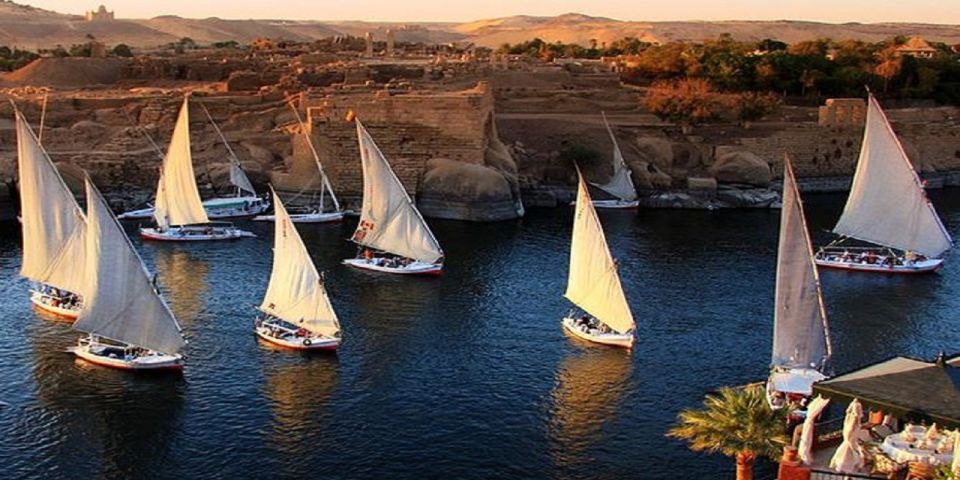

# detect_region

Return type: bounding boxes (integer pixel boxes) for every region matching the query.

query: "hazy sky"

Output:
[23,0,960,23]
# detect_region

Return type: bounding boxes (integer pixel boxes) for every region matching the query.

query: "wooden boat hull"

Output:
[140,226,254,242]
[254,327,340,351]
[561,317,633,348]
[252,211,344,223]
[30,291,80,320]
[815,257,943,274]
[69,342,183,371]
[342,258,443,276]
[119,196,269,220]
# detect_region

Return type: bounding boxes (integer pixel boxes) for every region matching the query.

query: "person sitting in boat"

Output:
[363,248,374,261]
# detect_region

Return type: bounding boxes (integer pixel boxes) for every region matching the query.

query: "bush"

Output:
[733,92,781,124]
[644,78,723,126]
[112,44,133,57]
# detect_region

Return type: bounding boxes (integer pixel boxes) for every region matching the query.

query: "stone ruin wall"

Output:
[275,84,497,202]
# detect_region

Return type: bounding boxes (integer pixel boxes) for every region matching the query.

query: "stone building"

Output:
[818,98,866,127]
[85,5,114,22]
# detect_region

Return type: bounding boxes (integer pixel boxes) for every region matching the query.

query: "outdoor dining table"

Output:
[880,425,955,466]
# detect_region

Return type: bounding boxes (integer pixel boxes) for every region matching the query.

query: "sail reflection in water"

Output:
[263,357,339,471]
[150,249,210,323]
[548,349,633,468]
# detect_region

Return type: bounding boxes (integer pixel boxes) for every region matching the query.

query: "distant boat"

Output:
[561,170,635,348]
[254,188,341,351]
[253,101,343,224]
[815,93,952,273]
[767,156,832,413]
[590,112,639,209]
[69,176,186,371]
[138,96,254,241]
[119,101,268,221]
[342,119,444,275]
[15,109,86,320]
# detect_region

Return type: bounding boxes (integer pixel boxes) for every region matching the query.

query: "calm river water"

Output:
[1,192,959,479]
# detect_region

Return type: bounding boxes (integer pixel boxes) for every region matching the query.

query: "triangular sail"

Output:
[16,111,87,294]
[260,190,340,337]
[351,120,443,264]
[773,157,831,370]
[200,102,257,196]
[832,95,952,257]
[288,101,340,212]
[564,172,635,334]
[589,113,637,202]
[73,177,186,354]
[153,96,209,228]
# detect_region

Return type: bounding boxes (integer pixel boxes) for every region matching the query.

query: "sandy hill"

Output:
[0,3,957,50]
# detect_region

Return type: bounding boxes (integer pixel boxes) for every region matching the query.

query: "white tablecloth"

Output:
[881,429,954,465]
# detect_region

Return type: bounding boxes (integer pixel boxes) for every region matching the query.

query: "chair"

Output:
[871,451,907,480]
[905,461,936,480]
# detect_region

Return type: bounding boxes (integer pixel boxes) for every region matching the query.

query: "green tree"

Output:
[112,43,133,57]
[644,78,723,128]
[668,386,789,480]
[874,45,903,93]
[732,92,781,126]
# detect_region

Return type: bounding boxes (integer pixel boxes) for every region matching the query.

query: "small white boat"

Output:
[816,93,952,274]
[589,112,639,209]
[69,335,183,371]
[119,100,268,221]
[70,178,188,372]
[342,257,443,276]
[766,157,832,412]
[138,96,254,242]
[343,120,445,275]
[29,288,81,320]
[14,109,87,317]
[255,189,341,352]
[561,170,636,349]
[814,249,943,274]
[253,210,344,224]
[561,316,634,348]
[140,223,253,242]
[119,196,269,220]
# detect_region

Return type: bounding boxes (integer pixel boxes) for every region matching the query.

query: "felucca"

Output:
[590,112,639,209]
[16,109,86,320]
[70,176,186,371]
[254,188,341,351]
[767,157,832,414]
[138,96,254,241]
[253,101,343,224]
[119,101,268,220]
[815,93,952,273]
[561,170,635,348]
[342,119,444,275]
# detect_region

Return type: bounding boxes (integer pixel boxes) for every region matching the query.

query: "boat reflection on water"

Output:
[16,319,185,478]
[151,249,210,323]
[262,356,339,474]
[547,348,633,470]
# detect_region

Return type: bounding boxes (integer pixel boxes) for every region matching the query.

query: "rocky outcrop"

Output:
[709,147,772,186]
[417,158,522,222]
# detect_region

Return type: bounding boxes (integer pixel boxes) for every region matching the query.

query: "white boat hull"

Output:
[119,196,269,220]
[561,317,634,348]
[342,258,443,276]
[254,325,340,351]
[815,257,943,274]
[253,211,344,224]
[30,290,81,320]
[69,338,183,371]
[765,367,828,413]
[140,225,255,242]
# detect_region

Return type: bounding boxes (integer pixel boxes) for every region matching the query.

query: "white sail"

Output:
[153,96,209,229]
[564,173,635,334]
[16,111,87,294]
[200,102,257,196]
[289,101,341,212]
[260,190,340,337]
[74,177,186,354]
[589,113,637,202]
[832,95,952,257]
[351,120,443,264]
[773,157,830,370]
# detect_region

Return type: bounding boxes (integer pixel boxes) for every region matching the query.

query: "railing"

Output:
[809,469,884,479]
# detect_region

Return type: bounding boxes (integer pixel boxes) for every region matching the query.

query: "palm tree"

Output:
[667,385,789,480]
